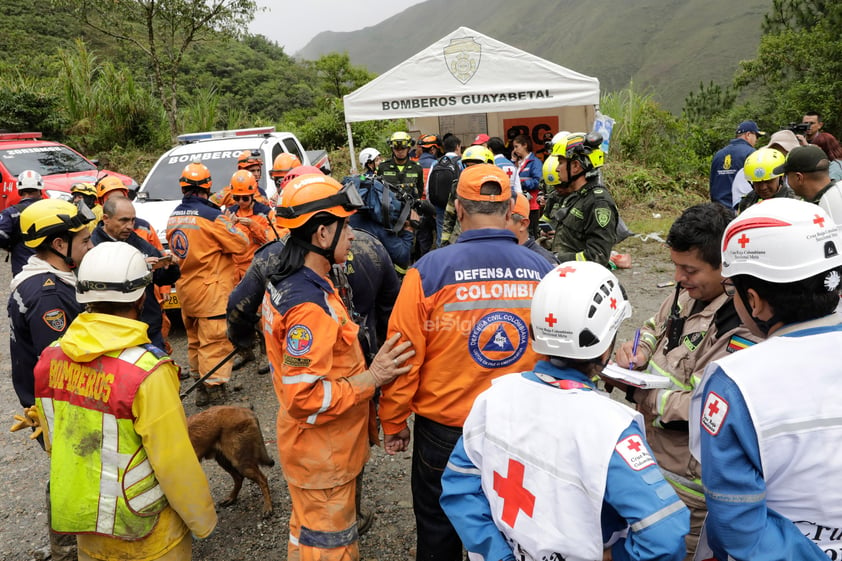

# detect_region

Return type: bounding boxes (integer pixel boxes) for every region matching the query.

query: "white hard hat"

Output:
[76,242,152,304]
[17,170,44,191]
[359,147,380,167]
[722,198,842,283]
[531,261,632,359]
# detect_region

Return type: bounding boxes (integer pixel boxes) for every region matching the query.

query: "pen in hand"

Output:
[629,328,641,370]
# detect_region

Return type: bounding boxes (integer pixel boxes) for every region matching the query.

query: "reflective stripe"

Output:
[629,499,686,532]
[100,449,132,466]
[299,523,358,548]
[282,373,323,384]
[129,484,166,512]
[656,389,672,417]
[761,416,842,440]
[444,299,531,312]
[289,532,299,546]
[705,488,766,504]
[661,468,704,497]
[13,290,27,314]
[445,461,481,476]
[97,414,120,535]
[40,398,54,436]
[123,458,153,488]
[118,346,145,365]
[306,380,331,425]
[646,360,692,391]
[574,252,586,261]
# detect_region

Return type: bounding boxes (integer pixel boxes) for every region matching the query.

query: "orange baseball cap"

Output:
[512,193,530,218]
[456,164,510,202]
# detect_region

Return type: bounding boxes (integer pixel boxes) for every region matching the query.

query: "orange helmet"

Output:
[275,175,362,229]
[418,134,441,149]
[180,161,212,192]
[270,153,303,179]
[95,175,128,202]
[229,170,258,197]
[279,165,323,192]
[237,150,263,170]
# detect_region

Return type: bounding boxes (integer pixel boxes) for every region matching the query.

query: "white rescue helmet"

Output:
[721,198,842,283]
[531,261,632,359]
[550,130,571,147]
[359,147,381,168]
[17,170,44,191]
[76,241,152,304]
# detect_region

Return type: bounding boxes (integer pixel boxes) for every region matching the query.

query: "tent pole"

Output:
[346,122,357,174]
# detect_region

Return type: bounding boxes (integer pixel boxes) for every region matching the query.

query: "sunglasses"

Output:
[232,195,252,202]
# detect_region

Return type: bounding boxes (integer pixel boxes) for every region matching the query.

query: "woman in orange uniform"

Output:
[227,169,278,282]
[263,173,414,561]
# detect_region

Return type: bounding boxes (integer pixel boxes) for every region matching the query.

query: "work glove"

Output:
[10,406,42,440]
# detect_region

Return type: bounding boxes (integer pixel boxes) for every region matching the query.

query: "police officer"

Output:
[378,131,424,200]
[441,261,689,561]
[34,242,216,561]
[0,170,44,275]
[735,147,796,213]
[166,161,248,406]
[380,164,554,561]
[263,173,413,560]
[7,198,93,561]
[691,199,842,560]
[545,132,619,267]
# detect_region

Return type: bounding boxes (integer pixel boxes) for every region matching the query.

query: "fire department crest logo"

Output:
[444,37,481,84]
[286,324,313,356]
[42,309,66,332]
[468,311,528,368]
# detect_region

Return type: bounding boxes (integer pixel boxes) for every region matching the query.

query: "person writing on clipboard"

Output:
[612,202,762,560]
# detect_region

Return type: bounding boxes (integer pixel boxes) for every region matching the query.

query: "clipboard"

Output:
[600,363,672,389]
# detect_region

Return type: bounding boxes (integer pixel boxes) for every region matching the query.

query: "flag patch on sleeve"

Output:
[726,335,754,353]
[701,392,729,436]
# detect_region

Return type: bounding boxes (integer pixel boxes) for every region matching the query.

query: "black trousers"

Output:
[411,415,464,561]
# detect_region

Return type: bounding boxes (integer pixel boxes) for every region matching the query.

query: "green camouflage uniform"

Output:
[551,179,619,267]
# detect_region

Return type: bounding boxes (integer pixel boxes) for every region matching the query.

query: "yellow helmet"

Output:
[70,182,97,197]
[543,156,561,186]
[462,145,494,165]
[388,131,414,149]
[550,132,605,172]
[20,199,93,249]
[743,148,786,183]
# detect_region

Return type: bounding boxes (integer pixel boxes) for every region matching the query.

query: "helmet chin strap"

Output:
[557,159,586,189]
[290,218,346,265]
[735,283,780,335]
[49,236,77,270]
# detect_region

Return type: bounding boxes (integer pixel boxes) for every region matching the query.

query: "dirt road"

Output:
[0,234,675,560]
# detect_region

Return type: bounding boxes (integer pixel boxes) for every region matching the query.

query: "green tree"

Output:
[737,0,842,133]
[55,0,259,136]
[313,53,375,99]
[683,81,736,123]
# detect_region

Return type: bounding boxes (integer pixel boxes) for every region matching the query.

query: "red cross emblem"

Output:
[610,297,617,309]
[505,168,514,178]
[814,214,826,228]
[493,459,536,528]
[545,313,557,327]
[737,234,750,248]
[708,399,720,416]
[627,438,642,453]
[557,266,576,277]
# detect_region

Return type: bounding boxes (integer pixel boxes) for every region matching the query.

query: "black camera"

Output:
[786,122,810,135]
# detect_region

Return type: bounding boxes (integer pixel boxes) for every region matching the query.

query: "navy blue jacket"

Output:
[0,197,38,276]
[91,224,180,349]
[710,138,755,207]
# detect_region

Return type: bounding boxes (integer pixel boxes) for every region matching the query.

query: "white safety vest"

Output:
[714,324,842,556]
[461,373,640,561]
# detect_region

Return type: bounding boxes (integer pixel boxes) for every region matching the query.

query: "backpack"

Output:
[343,175,411,234]
[427,156,460,208]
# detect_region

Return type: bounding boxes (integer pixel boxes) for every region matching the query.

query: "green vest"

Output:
[36,344,172,539]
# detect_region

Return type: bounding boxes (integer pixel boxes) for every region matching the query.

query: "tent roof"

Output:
[343,26,600,123]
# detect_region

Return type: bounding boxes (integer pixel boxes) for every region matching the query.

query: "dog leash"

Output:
[179,348,239,401]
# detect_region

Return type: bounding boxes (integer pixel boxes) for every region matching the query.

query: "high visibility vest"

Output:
[35,344,172,539]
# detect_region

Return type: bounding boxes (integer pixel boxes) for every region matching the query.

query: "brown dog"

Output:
[187,405,275,518]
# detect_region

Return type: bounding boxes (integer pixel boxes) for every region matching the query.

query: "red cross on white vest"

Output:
[493,458,536,527]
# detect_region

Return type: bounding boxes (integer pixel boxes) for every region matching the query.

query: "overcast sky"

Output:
[249,0,427,55]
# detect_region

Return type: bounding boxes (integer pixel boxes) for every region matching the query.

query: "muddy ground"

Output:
[0,233,675,560]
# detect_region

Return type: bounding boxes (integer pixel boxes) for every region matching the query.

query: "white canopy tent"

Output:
[343,26,600,170]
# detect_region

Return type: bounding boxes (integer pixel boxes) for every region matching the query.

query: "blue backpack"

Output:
[343,175,411,233]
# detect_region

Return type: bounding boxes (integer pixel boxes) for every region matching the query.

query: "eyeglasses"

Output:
[232,195,252,202]
[721,279,736,297]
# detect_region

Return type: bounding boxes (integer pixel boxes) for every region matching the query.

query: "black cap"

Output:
[773,145,830,175]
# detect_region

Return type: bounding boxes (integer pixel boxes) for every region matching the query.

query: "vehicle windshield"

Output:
[0,145,96,176]
[142,149,270,201]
